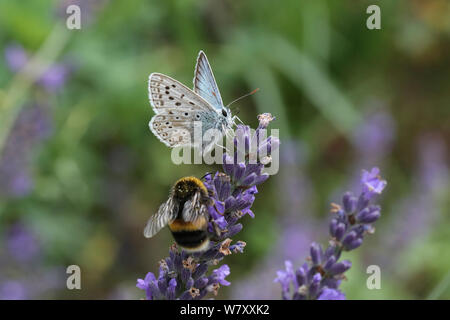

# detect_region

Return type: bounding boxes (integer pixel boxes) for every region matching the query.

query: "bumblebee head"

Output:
[173,176,208,201]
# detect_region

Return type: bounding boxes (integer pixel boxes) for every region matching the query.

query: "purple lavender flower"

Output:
[275,167,386,300]
[317,288,346,300]
[137,114,279,300]
[6,223,40,262]
[0,103,52,197]
[0,221,64,299]
[371,135,448,272]
[361,167,387,199]
[4,43,73,92]
[4,45,28,72]
[231,139,318,300]
[352,108,395,162]
[0,281,28,300]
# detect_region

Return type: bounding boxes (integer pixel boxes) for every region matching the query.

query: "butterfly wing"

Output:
[149,72,219,147]
[193,51,225,111]
[149,72,216,114]
[144,197,178,238]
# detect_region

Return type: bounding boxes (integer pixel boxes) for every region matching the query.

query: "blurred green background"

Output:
[0,0,449,299]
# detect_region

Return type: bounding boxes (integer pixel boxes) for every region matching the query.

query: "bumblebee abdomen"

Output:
[168,217,209,252]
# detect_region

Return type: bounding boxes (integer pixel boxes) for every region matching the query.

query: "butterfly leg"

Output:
[232,115,244,125]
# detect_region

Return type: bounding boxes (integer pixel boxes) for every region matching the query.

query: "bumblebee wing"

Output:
[182,191,208,222]
[144,197,178,238]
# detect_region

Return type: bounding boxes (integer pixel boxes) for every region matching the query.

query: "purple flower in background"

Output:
[6,223,40,262]
[0,221,65,299]
[352,108,395,162]
[137,114,279,300]
[275,167,386,300]
[38,63,72,92]
[4,45,28,72]
[4,43,73,92]
[0,281,28,300]
[0,103,52,198]
[371,135,448,272]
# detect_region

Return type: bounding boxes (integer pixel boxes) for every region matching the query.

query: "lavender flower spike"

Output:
[275,167,387,300]
[137,114,279,299]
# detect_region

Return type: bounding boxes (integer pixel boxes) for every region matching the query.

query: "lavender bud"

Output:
[241,173,257,186]
[222,154,234,176]
[173,254,182,273]
[342,231,356,248]
[335,222,346,241]
[324,244,337,259]
[329,219,338,237]
[232,163,246,182]
[252,173,269,186]
[328,260,352,275]
[186,277,194,289]
[310,242,323,265]
[345,238,363,250]
[194,277,209,290]
[224,223,243,238]
[342,192,356,213]
[296,267,307,287]
[323,255,337,271]
[157,278,167,295]
[181,268,191,284]
[356,208,380,224]
[308,273,322,298]
[179,290,193,300]
[356,194,369,211]
[192,263,208,280]
[149,281,162,300]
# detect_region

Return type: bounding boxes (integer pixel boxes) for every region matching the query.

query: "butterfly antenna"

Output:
[226,88,260,108]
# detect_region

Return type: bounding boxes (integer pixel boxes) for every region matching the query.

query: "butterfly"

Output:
[148,51,235,152]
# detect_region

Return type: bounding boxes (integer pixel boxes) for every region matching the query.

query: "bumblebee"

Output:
[144,177,213,252]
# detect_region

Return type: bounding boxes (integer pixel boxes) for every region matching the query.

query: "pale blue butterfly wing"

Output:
[148,72,228,151]
[193,51,225,111]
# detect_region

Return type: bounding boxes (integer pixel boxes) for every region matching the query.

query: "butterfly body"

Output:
[148,51,234,151]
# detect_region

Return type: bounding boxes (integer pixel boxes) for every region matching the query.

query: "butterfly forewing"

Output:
[193,51,225,111]
[149,73,215,114]
[149,73,218,147]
